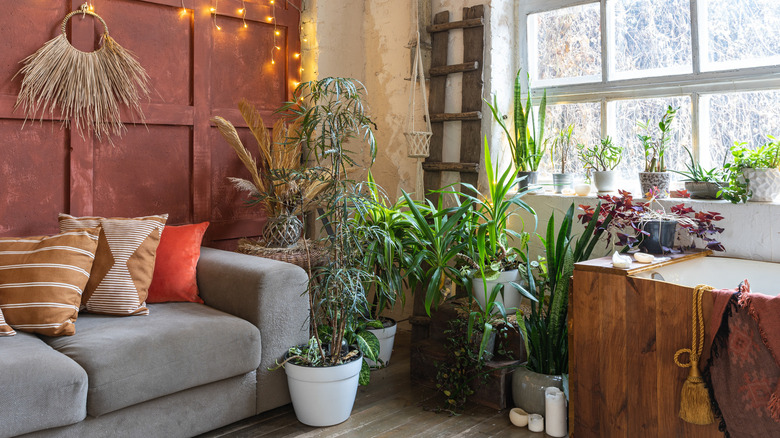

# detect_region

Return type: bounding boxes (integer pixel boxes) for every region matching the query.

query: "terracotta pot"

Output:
[593,170,618,193]
[684,181,723,199]
[511,365,563,415]
[743,168,780,202]
[638,172,671,198]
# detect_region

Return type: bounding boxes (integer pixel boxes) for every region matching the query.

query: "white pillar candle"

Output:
[545,387,568,437]
[528,413,544,432]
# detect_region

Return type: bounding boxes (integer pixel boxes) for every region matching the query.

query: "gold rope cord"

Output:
[14,3,150,143]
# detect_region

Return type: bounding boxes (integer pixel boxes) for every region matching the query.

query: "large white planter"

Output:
[366,318,397,369]
[471,269,522,313]
[285,351,363,426]
[743,168,780,202]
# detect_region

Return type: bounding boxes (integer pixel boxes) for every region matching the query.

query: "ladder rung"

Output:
[427,111,481,123]
[426,17,483,33]
[429,61,479,77]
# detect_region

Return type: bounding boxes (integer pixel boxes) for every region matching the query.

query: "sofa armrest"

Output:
[196,247,309,414]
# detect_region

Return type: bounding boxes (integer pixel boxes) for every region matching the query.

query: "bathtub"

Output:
[631,256,780,296]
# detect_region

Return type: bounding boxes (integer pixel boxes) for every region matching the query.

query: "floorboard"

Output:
[200,328,560,438]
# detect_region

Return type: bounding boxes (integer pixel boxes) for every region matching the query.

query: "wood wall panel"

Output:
[0,120,69,236]
[0,0,301,246]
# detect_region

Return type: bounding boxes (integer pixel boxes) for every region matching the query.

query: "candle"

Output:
[545,387,568,437]
[528,414,544,432]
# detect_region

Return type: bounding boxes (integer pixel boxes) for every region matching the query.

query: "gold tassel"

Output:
[675,285,716,425]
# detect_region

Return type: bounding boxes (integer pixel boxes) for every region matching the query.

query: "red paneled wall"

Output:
[0,0,301,248]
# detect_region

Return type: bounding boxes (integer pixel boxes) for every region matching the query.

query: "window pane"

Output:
[705,90,780,167]
[611,0,692,78]
[611,96,692,179]
[530,3,601,84]
[702,0,780,70]
[540,102,602,176]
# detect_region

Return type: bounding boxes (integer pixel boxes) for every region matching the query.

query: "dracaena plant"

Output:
[549,124,576,174]
[637,105,679,173]
[485,69,547,172]
[275,77,383,385]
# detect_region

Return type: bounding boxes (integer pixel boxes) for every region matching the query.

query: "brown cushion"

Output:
[58,214,168,316]
[0,307,15,336]
[0,228,101,336]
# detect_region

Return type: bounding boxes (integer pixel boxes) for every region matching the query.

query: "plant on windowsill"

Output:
[719,137,780,203]
[272,77,384,427]
[549,124,577,194]
[637,105,679,199]
[577,135,623,193]
[485,69,547,190]
[669,146,726,199]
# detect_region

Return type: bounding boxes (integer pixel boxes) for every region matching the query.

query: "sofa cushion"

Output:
[147,222,209,304]
[0,228,101,336]
[0,307,14,336]
[58,214,168,316]
[41,302,262,417]
[0,332,87,438]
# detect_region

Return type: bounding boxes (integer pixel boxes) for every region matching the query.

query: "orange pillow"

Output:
[147,222,209,303]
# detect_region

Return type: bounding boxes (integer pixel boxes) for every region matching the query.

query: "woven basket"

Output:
[237,238,329,271]
[405,131,432,158]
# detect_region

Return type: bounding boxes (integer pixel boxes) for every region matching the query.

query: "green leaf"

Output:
[359,358,371,386]
[355,330,380,362]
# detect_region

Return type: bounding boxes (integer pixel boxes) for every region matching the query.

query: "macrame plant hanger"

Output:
[404,1,433,201]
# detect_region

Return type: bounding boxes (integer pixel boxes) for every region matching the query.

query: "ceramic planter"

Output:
[517,171,538,192]
[552,173,573,194]
[511,365,564,415]
[573,182,591,196]
[638,171,671,198]
[365,318,397,369]
[639,219,677,254]
[684,181,723,199]
[592,170,618,193]
[285,349,363,426]
[471,269,522,313]
[743,168,780,202]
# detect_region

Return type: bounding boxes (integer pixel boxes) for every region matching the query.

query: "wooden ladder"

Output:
[422,5,485,202]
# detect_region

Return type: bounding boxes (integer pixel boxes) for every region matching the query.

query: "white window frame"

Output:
[519,0,780,170]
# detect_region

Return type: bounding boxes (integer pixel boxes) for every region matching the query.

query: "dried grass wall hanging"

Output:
[14,2,151,143]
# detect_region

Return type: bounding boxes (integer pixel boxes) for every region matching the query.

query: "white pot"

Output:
[285,350,363,426]
[743,168,780,202]
[592,170,618,193]
[573,182,591,196]
[471,269,522,313]
[365,318,397,369]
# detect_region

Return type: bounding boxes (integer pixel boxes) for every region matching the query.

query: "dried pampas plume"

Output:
[14,6,151,143]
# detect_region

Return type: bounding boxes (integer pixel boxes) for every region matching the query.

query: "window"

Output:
[520,0,780,182]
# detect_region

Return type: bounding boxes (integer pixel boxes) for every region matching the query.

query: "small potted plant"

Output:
[577,135,623,193]
[720,137,780,203]
[486,69,546,190]
[637,105,678,198]
[549,124,576,193]
[670,146,725,199]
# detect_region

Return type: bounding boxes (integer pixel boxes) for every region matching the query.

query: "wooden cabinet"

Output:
[569,252,722,437]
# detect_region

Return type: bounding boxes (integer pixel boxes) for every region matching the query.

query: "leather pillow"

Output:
[147,222,209,303]
[58,214,167,316]
[0,228,101,336]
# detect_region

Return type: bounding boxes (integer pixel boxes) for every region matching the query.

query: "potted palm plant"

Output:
[577,135,623,193]
[486,69,546,190]
[637,105,678,198]
[549,125,576,193]
[720,137,780,203]
[458,138,535,315]
[670,146,725,199]
[274,77,383,427]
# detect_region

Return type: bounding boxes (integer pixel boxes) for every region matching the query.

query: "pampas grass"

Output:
[212,99,326,216]
[14,9,150,143]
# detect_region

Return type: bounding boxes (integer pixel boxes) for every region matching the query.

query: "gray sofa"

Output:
[0,247,310,438]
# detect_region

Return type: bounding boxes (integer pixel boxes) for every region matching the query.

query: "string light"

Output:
[211,0,220,30]
[270,0,278,66]
[180,0,186,15]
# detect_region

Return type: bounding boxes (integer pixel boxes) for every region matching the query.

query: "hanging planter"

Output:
[404,27,432,201]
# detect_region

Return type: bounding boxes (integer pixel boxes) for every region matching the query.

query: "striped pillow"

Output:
[0,228,101,336]
[0,308,15,336]
[59,214,168,316]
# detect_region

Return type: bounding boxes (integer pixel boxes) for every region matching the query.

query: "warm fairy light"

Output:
[238,8,244,13]
[303,38,308,42]
[275,30,280,36]
[210,7,215,12]
[293,53,300,59]
[216,25,221,30]
[266,16,273,22]
[292,81,300,88]
[271,59,275,64]
[275,46,281,50]
[88,4,95,11]
[244,23,248,28]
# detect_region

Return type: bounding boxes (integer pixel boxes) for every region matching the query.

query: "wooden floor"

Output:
[201,328,555,438]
